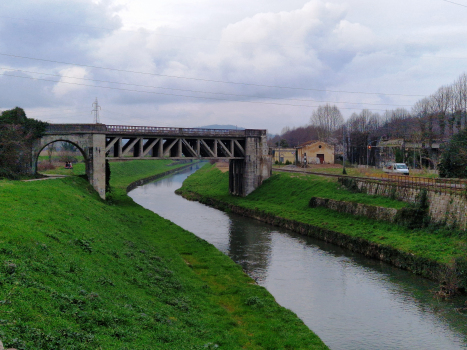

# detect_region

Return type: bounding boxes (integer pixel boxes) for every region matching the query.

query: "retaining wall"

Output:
[338,178,467,230]
[309,197,398,222]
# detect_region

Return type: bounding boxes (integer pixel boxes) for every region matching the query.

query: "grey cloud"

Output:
[1,0,467,133]
[0,70,54,108]
[0,0,122,66]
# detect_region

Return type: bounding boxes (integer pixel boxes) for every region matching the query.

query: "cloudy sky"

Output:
[0,0,466,133]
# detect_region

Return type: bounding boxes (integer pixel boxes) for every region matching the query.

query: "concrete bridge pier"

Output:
[229,133,272,196]
[88,134,106,199]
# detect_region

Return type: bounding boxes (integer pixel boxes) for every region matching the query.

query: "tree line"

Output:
[269,72,467,173]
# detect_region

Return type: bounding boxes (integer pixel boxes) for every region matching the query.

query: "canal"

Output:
[129,164,467,350]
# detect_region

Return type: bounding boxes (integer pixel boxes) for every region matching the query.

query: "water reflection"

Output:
[228,218,272,283]
[129,165,467,350]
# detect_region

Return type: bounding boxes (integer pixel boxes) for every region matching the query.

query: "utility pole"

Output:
[342,125,346,173]
[91,97,101,124]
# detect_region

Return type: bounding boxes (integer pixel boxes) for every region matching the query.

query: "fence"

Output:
[105,125,250,137]
[274,168,466,194]
[374,174,467,194]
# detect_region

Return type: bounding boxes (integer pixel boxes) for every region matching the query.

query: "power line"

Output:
[441,0,467,8]
[1,72,398,111]
[0,52,427,97]
[0,15,118,31]
[0,67,413,108]
[3,14,467,62]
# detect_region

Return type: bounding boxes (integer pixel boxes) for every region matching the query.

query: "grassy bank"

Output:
[0,160,327,349]
[177,164,467,283]
[272,165,439,178]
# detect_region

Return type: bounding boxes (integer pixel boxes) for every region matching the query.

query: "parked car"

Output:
[382,163,409,175]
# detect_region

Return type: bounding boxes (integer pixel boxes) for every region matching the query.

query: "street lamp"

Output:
[367,145,371,167]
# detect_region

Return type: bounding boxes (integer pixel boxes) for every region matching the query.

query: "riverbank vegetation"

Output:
[0,107,47,179]
[177,164,467,287]
[0,160,327,349]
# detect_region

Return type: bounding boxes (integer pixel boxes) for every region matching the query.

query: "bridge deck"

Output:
[44,124,264,138]
[43,124,267,160]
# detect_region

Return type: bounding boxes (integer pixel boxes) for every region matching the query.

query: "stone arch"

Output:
[31,133,107,200]
[32,135,90,175]
[34,139,87,172]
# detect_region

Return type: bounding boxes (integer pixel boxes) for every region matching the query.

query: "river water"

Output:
[129,165,467,350]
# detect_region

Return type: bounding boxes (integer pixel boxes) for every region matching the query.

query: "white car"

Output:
[383,163,409,175]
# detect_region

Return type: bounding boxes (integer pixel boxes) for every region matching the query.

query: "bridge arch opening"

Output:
[35,140,88,176]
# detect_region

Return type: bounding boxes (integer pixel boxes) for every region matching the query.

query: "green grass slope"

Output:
[177,164,467,266]
[0,160,327,350]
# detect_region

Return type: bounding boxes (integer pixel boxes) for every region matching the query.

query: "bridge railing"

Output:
[105,125,262,137]
[45,124,107,133]
[44,124,266,137]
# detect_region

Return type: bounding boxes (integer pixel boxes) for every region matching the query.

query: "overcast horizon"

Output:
[1,0,467,134]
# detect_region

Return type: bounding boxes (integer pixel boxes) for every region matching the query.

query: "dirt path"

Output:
[22,174,69,182]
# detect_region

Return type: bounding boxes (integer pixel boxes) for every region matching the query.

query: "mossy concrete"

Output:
[309,197,398,222]
[339,177,467,230]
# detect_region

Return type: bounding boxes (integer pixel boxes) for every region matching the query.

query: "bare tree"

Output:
[347,109,380,133]
[280,126,290,134]
[310,104,344,142]
[381,108,412,139]
[453,73,467,131]
[413,98,431,141]
[47,143,56,164]
[431,86,452,140]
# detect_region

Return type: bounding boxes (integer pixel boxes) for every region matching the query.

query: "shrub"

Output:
[37,162,56,171]
[245,296,264,308]
[439,128,467,178]
[338,177,360,193]
[0,107,48,178]
[394,189,430,229]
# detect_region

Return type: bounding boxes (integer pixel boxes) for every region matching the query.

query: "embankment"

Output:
[177,164,467,290]
[125,161,197,192]
[338,176,467,230]
[0,160,327,350]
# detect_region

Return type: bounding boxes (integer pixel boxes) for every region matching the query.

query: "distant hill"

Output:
[195,124,245,130]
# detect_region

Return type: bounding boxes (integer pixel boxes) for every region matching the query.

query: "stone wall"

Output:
[309,197,398,222]
[338,177,467,230]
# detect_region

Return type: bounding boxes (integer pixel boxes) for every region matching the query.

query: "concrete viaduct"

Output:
[32,124,272,199]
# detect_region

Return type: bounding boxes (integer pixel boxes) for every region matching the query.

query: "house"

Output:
[272,148,296,164]
[296,141,334,165]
